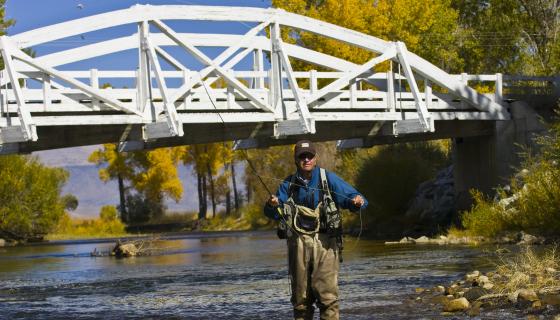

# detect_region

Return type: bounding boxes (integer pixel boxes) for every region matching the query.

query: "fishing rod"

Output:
[195,64,364,248]
[198,78,275,197]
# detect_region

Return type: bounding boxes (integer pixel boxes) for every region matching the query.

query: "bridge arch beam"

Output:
[0,5,509,150]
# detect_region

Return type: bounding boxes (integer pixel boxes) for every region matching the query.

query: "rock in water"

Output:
[517,289,539,302]
[0,239,5,247]
[415,236,430,244]
[541,294,560,306]
[444,297,470,312]
[464,287,489,301]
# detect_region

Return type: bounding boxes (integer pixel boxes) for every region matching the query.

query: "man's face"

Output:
[296,152,317,174]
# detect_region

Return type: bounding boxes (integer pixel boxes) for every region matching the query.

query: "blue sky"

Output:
[7,0,273,88]
[5,0,268,216]
[7,0,271,34]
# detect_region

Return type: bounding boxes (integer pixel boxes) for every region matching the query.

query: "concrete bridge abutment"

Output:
[453,101,547,211]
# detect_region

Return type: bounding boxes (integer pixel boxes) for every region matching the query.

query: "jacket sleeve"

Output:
[263,177,291,220]
[326,171,368,213]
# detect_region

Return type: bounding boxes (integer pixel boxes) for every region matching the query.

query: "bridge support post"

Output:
[453,101,546,211]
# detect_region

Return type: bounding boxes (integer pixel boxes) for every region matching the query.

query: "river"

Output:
[0,231,520,319]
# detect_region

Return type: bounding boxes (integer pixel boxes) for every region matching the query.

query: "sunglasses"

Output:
[298,153,315,161]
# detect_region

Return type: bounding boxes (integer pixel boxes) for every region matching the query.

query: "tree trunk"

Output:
[224,163,232,216]
[246,178,252,204]
[197,172,206,220]
[231,161,240,211]
[203,173,208,218]
[207,163,216,218]
[117,172,128,223]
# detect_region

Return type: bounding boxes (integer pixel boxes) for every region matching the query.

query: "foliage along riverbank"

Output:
[46,206,128,241]
[451,111,560,240]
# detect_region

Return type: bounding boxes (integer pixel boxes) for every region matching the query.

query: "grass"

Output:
[200,205,273,231]
[47,207,129,240]
[47,217,129,240]
[141,211,198,225]
[493,246,560,294]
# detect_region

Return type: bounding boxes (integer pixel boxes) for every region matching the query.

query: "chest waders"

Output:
[276,168,344,262]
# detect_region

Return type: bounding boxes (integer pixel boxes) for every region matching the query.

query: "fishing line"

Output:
[189,22,366,249]
[198,72,300,241]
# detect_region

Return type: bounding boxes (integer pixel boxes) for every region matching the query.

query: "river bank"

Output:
[413,245,560,318]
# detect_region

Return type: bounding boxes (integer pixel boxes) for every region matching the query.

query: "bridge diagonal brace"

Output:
[0,36,37,142]
[274,33,315,135]
[3,39,143,117]
[203,46,257,89]
[395,41,433,132]
[151,19,274,113]
[154,46,186,72]
[143,35,184,137]
[306,45,397,106]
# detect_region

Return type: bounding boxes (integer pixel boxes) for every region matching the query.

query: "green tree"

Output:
[0,155,69,241]
[61,194,79,211]
[453,0,560,75]
[0,0,13,70]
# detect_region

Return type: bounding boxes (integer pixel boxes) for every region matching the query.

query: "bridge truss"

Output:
[0,5,511,154]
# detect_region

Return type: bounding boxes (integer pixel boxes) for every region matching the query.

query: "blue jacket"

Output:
[264,166,368,220]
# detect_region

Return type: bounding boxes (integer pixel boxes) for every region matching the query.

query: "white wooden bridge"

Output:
[0,5,557,154]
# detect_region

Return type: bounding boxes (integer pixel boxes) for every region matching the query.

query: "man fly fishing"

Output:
[264,140,368,320]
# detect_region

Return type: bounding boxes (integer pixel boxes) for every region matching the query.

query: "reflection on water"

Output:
[0,231,518,319]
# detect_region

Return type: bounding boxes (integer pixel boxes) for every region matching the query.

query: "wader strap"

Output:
[319,168,332,201]
[319,168,344,263]
[287,174,297,200]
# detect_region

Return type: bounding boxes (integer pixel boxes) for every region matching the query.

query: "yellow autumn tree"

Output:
[130,147,183,206]
[179,142,236,219]
[89,146,183,223]
[88,144,133,220]
[273,0,462,72]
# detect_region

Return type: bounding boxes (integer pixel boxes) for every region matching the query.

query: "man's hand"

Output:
[351,195,365,208]
[267,195,280,207]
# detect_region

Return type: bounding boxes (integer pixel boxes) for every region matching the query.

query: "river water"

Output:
[0,231,520,319]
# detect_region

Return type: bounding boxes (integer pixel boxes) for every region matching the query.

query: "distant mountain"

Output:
[34,145,99,167]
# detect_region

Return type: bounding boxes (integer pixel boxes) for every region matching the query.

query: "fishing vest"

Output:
[277,168,342,239]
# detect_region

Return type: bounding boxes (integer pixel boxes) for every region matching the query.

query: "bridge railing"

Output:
[6,70,553,115]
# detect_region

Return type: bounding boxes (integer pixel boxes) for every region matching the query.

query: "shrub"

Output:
[0,155,69,241]
[100,205,118,222]
[48,207,126,240]
[124,194,165,224]
[514,161,560,235]
[460,190,508,238]
[241,203,272,229]
[459,109,560,237]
